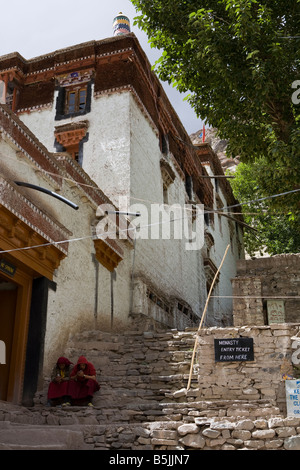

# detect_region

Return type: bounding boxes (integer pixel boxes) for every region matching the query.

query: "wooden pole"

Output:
[187,244,230,391]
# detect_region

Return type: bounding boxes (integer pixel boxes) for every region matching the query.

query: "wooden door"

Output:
[0,280,18,401]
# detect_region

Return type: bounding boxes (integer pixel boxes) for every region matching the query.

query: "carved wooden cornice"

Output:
[0,104,62,187]
[160,157,176,188]
[93,238,123,272]
[203,257,220,286]
[55,125,88,150]
[0,177,69,279]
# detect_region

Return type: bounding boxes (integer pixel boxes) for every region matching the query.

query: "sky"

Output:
[0,0,204,135]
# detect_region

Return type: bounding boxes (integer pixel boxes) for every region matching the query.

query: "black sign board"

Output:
[214,337,254,362]
[0,259,16,277]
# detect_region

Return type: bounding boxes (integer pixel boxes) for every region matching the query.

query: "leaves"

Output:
[131,0,299,153]
[228,160,300,255]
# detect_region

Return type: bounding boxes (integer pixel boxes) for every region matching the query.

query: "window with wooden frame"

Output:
[65,87,87,115]
[55,83,91,121]
[55,70,92,121]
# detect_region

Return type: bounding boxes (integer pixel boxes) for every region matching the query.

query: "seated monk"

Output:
[47,357,72,406]
[68,356,100,406]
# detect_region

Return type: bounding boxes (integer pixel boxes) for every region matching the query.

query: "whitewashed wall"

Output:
[128,94,206,320]
[1,132,132,374]
[17,86,243,335]
[201,163,244,325]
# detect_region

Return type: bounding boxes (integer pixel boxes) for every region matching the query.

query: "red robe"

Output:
[48,378,69,399]
[68,356,100,402]
[47,357,72,400]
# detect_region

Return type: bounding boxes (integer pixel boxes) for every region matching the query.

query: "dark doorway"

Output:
[0,277,18,401]
[22,278,54,406]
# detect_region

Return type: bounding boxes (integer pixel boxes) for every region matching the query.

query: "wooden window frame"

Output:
[55,82,91,121]
[65,86,87,115]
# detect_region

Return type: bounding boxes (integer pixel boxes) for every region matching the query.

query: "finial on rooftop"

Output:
[113,12,131,36]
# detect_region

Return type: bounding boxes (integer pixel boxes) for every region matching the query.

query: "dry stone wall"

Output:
[232,254,300,326]
[2,399,300,450]
[20,324,300,450]
[193,324,300,411]
[2,324,300,449]
[82,415,300,450]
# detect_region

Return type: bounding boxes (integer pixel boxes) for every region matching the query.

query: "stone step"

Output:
[99,373,195,388]
[66,330,196,355]
[0,443,67,450]
[160,399,281,420]
[24,396,282,427]
[36,326,200,423]
[0,394,286,450]
[26,404,166,425]
[0,424,92,450]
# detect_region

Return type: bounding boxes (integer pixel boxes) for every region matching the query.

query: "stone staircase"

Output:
[0,328,199,450]
[37,328,200,422]
[0,421,91,450]
[0,327,288,450]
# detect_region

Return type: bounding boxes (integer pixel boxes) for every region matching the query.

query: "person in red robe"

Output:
[68,356,100,406]
[47,357,72,406]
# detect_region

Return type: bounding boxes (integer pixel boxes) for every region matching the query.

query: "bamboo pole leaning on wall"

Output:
[187,244,230,391]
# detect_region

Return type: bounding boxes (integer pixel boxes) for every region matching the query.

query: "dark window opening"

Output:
[204,212,210,226]
[160,133,169,155]
[185,174,193,200]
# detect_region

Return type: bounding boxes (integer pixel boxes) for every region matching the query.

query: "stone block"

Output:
[284,435,300,450]
[177,423,199,436]
[202,428,221,438]
[252,429,275,439]
[151,438,178,446]
[275,427,296,438]
[222,444,236,450]
[268,417,285,428]
[208,437,227,447]
[232,429,251,440]
[254,419,268,429]
[265,439,284,449]
[172,388,187,398]
[235,419,255,431]
[283,416,300,427]
[137,437,151,445]
[243,439,265,449]
[210,421,236,430]
[152,430,178,440]
[179,433,205,449]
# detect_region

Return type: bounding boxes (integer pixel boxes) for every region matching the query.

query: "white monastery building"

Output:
[0,15,244,404]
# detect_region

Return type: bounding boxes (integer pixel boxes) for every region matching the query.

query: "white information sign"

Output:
[285,380,300,416]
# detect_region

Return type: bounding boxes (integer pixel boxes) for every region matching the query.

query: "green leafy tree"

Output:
[132,0,299,158]
[131,0,300,252]
[228,159,300,255]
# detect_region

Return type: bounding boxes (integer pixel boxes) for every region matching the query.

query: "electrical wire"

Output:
[222,188,300,211]
[1,145,299,256]
[211,295,300,299]
[0,206,299,305]
[1,150,299,215]
[0,203,298,310]
[0,213,189,255]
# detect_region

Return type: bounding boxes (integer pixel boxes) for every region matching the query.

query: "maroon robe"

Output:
[48,380,69,400]
[47,357,72,401]
[68,356,100,404]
